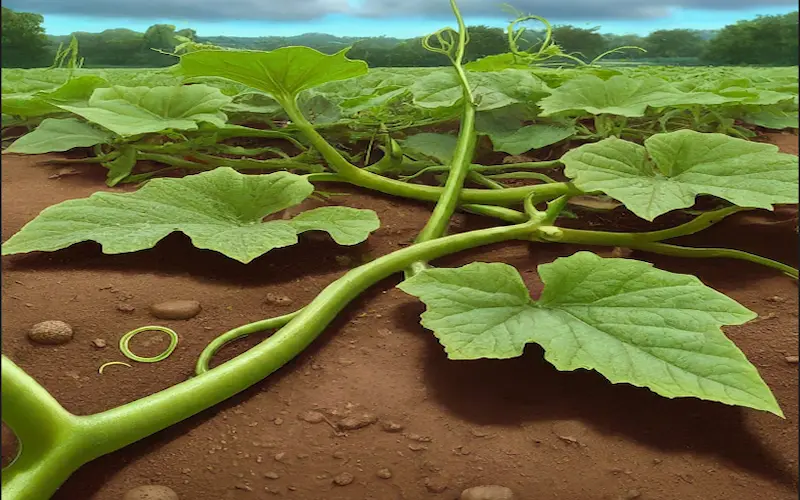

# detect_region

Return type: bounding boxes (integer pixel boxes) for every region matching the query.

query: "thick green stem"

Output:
[284,99,576,206]
[539,226,798,277]
[1,221,537,500]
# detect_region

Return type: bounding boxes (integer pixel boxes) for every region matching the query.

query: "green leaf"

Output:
[741,109,799,130]
[400,133,458,164]
[103,146,138,187]
[58,85,231,137]
[289,206,380,245]
[561,130,799,221]
[411,69,551,111]
[5,118,113,154]
[1,75,109,118]
[483,124,575,155]
[178,48,368,100]
[398,252,782,416]
[539,75,729,117]
[1,168,380,264]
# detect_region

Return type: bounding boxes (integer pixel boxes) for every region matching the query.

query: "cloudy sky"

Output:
[7,0,797,37]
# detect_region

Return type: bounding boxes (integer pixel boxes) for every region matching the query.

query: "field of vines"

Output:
[2,3,799,500]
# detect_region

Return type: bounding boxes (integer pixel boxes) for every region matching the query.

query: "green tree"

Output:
[464,25,508,61]
[550,25,607,60]
[1,7,49,68]
[644,29,707,58]
[703,12,798,66]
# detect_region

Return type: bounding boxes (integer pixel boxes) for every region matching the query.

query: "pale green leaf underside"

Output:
[178,47,369,100]
[6,118,113,154]
[561,130,799,220]
[398,252,781,416]
[57,85,231,137]
[2,168,380,264]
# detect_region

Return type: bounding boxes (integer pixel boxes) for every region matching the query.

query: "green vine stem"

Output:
[406,0,477,278]
[1,220,537,500]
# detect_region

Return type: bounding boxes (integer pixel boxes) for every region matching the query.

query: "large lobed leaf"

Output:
[5,118,113,154]
[2,168,380,264]
[398,252,781,416]
[539,75,729,117]
[57,85,232,136]
[561,130,799,220]
[178,47,369,101]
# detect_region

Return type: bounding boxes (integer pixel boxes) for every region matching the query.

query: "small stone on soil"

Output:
[337,413,378,430]
[91,338,107,348]
[299,410,325,424]
[273,417,284,425]
[234,483,253,491]
[265,293,293,306]
[149,300,201,320]
[376,468,392,479]
[382,421,404,433]
[408,443,428,452]
[460,485,516,500]
[785,355,799,364]
[424,477,448,493]
[766,296,786,303]
[116,303,136,313]
[332,472,354,486]
[28,320,73,345]
[264,471,280,480]
[123,485,179,500]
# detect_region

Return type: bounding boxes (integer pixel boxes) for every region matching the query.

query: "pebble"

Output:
[460,485,515,500]
[123,485,179,500]
[408,443,428,452]
[785,355,799,364]
[149,300,201,320]
[299,410,325,424]
[337,413,378,431]
[265,293,293,306]
[332,472,354,486]
[264,471,280,480]
[382,421,404,433]
[376,468,393,479]
[424,477,448,493]
[116,303,136,313]
[28,320,73,345]
[91,338,107,349]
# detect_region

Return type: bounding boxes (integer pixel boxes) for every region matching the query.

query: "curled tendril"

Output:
[119,326,179,363]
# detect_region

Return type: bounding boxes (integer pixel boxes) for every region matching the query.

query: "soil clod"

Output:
[264,471,280,480]
[460,485,516,500]
[91,338,107,348]
[424,477,448,493]
[376,468,393,479]
[382,421,404,433]
[265,293,293,306]
[332,472,354,486]
[337,413,378,430]
[149,300,201,320]
[28,320,73,345]
[116,303,136,313]
[299,410,325,424]
[123,485,179,500]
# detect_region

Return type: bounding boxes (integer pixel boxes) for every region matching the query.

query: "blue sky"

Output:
[8,1,798,38]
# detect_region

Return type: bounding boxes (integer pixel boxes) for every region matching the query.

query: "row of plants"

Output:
[2,2,798,499]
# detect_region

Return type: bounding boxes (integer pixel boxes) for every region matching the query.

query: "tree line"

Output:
[2,6,797,69]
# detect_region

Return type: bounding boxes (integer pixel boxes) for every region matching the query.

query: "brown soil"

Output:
[1,133,798,500]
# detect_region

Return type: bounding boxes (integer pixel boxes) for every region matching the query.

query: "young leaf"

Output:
[1,168,380,264]
[57,85,232,136]
[288,207,381,245]
[103,146,138,187]
[398,252,782,416]
[5,118,113,154]
[178,48,369,101]
[561,130,799,221]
